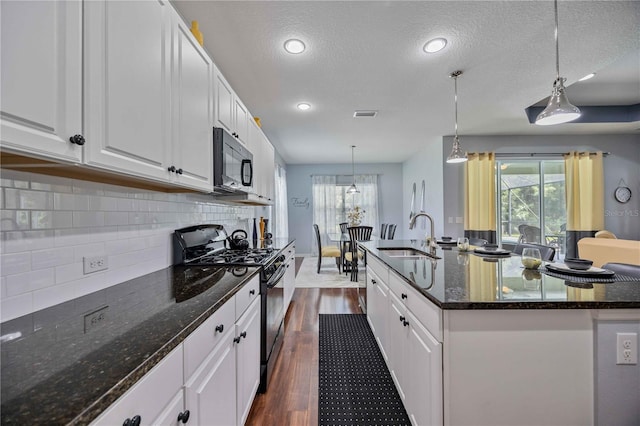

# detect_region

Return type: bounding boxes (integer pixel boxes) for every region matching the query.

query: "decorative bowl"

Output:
[564,258,593,270]
[441,236,452,241]
[483,244,499,251]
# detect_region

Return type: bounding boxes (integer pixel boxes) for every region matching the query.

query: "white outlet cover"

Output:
[616,332,638,365]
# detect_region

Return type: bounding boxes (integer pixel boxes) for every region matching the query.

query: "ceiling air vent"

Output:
[353,110,378,118]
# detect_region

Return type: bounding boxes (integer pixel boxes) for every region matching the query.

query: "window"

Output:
[497,160,566,255]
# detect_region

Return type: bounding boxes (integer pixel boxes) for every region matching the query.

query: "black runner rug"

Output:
[318,314,411,426]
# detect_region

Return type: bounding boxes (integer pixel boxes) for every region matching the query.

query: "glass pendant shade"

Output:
[535,78,581,125]
[446,136,467,163]
[535,0,581,126]
[347,145,359,193]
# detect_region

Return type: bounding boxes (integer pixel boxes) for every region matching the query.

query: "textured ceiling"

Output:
[172,1,640,164]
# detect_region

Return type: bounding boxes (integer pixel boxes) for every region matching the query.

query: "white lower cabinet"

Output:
[368,258,443,426]
[184,277,261,426]
[91,345,184,426]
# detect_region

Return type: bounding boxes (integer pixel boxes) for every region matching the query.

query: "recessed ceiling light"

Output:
[297,102,311,111]
[578,72,596,82]
[284,39,306,54]
[423,38,447,53]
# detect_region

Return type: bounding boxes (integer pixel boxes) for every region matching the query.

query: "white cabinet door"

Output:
[387,291,409,403]
[184,331,237,426]
[170,14,213,191]
[151,390,185,426]
[366,268,389,362]
[235,297,261,426]
[84,0,171,181]
[263,138,275,202]
[0,0,82,162]
[233,97,249,146]
[214,65,234,135]
[406,310,443,426]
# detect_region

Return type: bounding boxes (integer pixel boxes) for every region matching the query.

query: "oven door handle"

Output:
[265,266,287,289]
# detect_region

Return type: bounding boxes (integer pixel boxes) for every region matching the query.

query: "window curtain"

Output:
[350,174,380,233]
[312,175,337,256]
[564,151,604,258]
[464,152,497,243]
[274,164,289,240]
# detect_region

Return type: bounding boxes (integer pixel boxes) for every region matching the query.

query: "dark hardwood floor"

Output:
[245,287,362,426]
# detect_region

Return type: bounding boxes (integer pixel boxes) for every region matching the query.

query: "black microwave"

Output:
[213,127,253,192]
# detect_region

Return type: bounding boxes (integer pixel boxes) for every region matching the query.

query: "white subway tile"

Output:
[1,252,31,276]
[30,175,74,193]
[117,225,139,239]
[89,226,120,242]
[1,210,30,231]
[72,211,104,227]
[54,262,84,284]
[8,189,54,209]
[72,180,104,195]
[1,293,33,322]
[89,195,119,211]
[6,268,55,295]
[104,211,129,226]
[1,230,55,253]
[105,239,131,255]
[54,228,90,247]
[32,281,75,312]
[0,276,6,298]
[54,192,90,211]
[72,243,106,261]
[31,246,74,270]
[117,198,136,211]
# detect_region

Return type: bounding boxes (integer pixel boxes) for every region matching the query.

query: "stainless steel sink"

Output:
[378,248,440,260]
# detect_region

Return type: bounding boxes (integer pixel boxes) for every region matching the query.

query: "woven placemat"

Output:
[541,267,640,283]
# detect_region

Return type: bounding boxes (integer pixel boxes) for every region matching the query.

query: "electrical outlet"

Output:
[616,332,637,365]
[83,256,108,274]
[84,306,109,333]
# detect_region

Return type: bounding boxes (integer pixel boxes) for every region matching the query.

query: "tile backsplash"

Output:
[0,169,261,322]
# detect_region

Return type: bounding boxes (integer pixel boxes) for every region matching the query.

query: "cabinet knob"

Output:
[371,279,377,285]
[168,165,176,173]
[215,324,224,333]
[249,289,256,295]
[403,320,409,327]
[177,410,190,423]
[123,415,141,426]
[401,293,408,299]
[241,331,247,339]
[399,316,405,323]
[233,336,241,344]
[177,168,183,175]
[69,134,85,146]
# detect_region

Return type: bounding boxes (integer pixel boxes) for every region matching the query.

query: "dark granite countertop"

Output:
[0,238,295,425]
[360,239,640,310]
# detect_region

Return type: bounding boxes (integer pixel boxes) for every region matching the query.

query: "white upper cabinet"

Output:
[170,13,214,191]
[214,65,249,146]
[0,0,83,162]
[83,0,172,181]
[84,0,172,179]
[247,119,275,204]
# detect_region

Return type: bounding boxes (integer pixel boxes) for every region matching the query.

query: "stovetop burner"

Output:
[187,247,276,266]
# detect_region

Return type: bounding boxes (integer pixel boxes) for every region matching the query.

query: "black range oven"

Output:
[173,224,286,393]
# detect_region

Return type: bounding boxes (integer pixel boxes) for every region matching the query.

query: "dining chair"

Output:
[339,222,349,234]
[514,242,556,262]
[380,223,388,240]
[313,224,341,273]
[602,262,640,278]
[387,224,397,240]
[344,226,373,281]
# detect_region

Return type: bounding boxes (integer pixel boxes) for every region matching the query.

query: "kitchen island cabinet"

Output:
[360,239,640,426]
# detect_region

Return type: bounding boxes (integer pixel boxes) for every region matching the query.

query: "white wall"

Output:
[286,163,403,255]
[0,169,260,322]
[402,136,445,241]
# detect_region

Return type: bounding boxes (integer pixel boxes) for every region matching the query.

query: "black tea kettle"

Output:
[226,229,250,250]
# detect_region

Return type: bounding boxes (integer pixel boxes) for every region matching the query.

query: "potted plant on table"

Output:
[347,206,366,226]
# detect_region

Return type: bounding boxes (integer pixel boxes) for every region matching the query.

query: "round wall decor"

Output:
[614,179,632,203]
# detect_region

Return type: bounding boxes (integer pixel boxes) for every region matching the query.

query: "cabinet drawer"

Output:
[368,255,389,283]
[92,345,183,425]
[235,275,260,320]
[389,271,442,342]
[183,299,235,379]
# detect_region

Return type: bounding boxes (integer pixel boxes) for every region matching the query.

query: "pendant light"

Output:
[446,70,468,164]
[535,0,581,125]
[347,145,360,194]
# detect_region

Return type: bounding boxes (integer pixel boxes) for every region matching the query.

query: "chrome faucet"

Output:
[409,212,437,256]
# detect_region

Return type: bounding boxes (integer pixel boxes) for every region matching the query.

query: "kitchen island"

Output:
[0,238,294,425]
[359,239,640,426]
